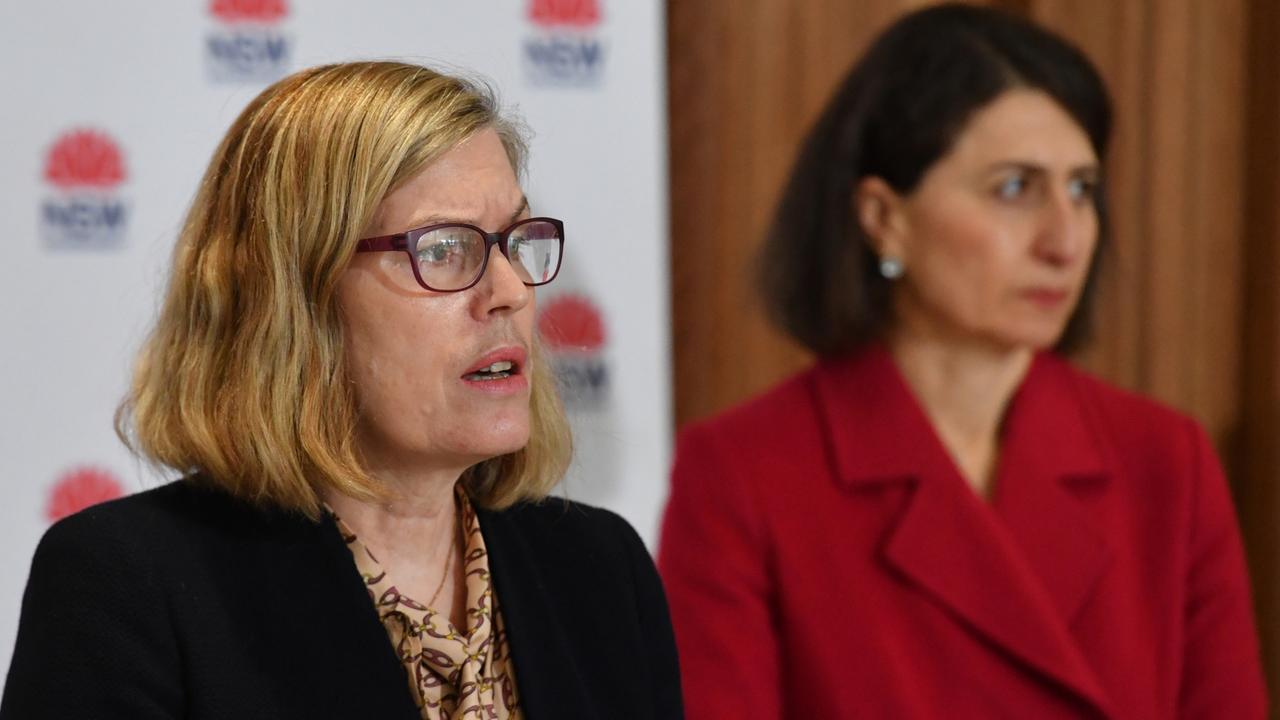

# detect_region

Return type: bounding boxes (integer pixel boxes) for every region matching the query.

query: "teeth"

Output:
[465,359,517,381]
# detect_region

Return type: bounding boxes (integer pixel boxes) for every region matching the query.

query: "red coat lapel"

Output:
[992,353,1112,624]
[812,346,1116,717]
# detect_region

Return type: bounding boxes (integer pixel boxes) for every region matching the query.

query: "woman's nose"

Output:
[1034,191,1093,267]
[476,246,532,316]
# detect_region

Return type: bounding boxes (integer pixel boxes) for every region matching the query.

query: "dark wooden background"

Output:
[668,0,1280,705]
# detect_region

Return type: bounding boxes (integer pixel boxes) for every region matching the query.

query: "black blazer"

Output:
[0,479,683,719]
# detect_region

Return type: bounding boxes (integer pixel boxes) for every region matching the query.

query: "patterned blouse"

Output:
[330,489,521,719]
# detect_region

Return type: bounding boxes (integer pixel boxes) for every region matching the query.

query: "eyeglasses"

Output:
[356,217,565,293]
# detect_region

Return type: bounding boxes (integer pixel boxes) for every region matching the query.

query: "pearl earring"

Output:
[879,257,904,280]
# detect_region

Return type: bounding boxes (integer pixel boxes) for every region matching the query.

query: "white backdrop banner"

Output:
[0,0,670,685]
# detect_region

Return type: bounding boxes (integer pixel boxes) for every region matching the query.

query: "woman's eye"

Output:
[420,238,463,265]
[420,242,446,262]
[996,175,1027,200]
[1068,177,1097,202]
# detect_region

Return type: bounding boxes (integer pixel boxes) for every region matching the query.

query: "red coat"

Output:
[658,346,1266,719]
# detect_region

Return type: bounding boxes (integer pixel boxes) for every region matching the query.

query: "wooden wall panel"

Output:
[1029,0,1248,443]
[1184,0,1246,439]
[1139,0,1199,404]
[669,1,914,425]
[1037,0,1150,390]
[1241,0,1280,701]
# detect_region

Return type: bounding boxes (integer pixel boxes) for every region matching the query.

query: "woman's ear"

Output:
[854,176,907,260]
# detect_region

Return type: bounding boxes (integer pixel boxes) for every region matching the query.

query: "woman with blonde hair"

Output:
[2,61,682,719]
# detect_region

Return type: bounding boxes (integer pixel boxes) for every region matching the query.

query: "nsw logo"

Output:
[40,129,129,250]
[538,293,610,409]
[46,466,124,524]
[206,0,292,83]
[523,0,607,87]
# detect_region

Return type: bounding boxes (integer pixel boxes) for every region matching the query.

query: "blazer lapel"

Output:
[211,496,422,719]
[478,507,598,719]
[303,514,427,719]
[813,347,1116,718]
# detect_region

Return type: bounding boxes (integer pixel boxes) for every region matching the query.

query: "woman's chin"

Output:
[980,317,1073,353]
[464,427,532,461]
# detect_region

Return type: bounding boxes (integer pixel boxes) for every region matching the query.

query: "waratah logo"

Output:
[523,0,607,87]
[206,0,292,83]
[538,293,610,409]
[39,129,129,250]
[46,466,125,524]
[529,0,600,26]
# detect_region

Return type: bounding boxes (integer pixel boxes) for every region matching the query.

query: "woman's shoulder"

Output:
[1045,354,1201,435]
[675,364,826,460]
[42,479,205,547]
[38,477,307,569]
[480,496,657,609]
[485,495,645,557]
[18,480,241,648]
[697,368,818,428]
[1042,353,1214,468]
[53,474,266,524]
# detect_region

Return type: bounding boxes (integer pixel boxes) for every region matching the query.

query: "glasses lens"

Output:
[413,226,485,290]
[507,220,562,286]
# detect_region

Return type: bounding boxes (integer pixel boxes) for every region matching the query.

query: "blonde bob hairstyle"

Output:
[117,61,572,518]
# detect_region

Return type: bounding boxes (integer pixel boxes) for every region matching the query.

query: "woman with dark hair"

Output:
[658,5,1265,718]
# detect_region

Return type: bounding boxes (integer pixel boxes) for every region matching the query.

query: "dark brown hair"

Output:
[759,3,1112,357]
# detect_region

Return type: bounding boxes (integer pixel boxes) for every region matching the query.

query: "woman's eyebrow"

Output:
[508,196,530,223]
[403,196,530,230]
[404,213,453,228]
[985,161,1044,174]
[985,160,1100,176]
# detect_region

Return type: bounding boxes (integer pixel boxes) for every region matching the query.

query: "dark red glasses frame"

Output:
[355,216,565,293]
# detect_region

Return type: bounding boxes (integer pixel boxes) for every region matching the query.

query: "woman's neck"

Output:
[885,327,1033,499]
[325,466,459,545]
[323,462,468,627]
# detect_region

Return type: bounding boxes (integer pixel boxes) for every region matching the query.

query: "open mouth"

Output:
[463,360,519,381]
